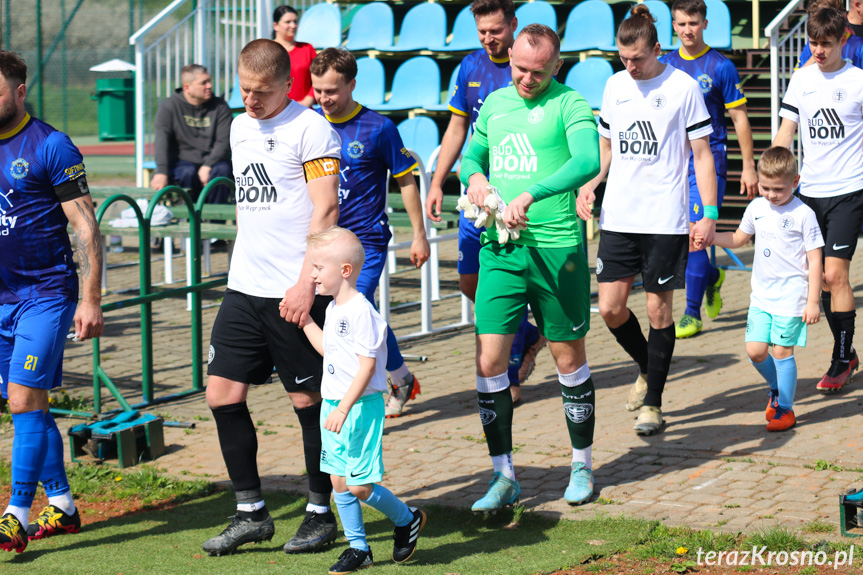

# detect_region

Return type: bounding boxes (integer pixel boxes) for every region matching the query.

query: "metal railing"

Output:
[767,0,808,141]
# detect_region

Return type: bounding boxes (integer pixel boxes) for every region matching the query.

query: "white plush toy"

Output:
[456,186,526,244]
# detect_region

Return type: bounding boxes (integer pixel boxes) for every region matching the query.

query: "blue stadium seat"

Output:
[296,3,342,48]
[643,1,675,50]
[426,64,461,111]
[561,1,617,52]
[354,57,385,108]
[390,2,447,51]
[704,0,732,50]
[227,74,243,109]
[397,117,440,168]
[346,2,394,51]
[372,57,441,111]
[564,58,613,110]
[515,1,557,36]
[439,5,482,52]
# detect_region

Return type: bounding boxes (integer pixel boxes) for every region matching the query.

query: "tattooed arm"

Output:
[62,194,104,340]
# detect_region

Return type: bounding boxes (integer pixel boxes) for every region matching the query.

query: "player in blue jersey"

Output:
[660,0,758,339]
[0,51,103,553]
[798,0,863,69]
[311,48,430,418]
[425,0,544,405]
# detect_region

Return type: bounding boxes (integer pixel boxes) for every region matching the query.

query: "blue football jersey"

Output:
[0,114,85,303]
[660,46,746,177]
[449,49,513,132]
[797,34,863,70]
[320,105,417,251]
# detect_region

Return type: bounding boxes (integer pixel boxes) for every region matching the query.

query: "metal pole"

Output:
[753,0,760,49]
[3,0,10,50]
[36,0,43,118]
[61,0,67,133]
[129,0,135,63]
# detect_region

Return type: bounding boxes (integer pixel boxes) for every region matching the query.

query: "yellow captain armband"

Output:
[303,157,340,182]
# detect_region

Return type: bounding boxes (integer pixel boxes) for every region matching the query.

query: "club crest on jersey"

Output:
[347,140,365,159]
[527,107,544,124]
[619,121,658,155]
[564,402,593,424]
[777,215,794,230]
[328,364,335,374]
[336,317,350,337]
[651,94,667,110]
[208,345,215,364]
[763,248,771,257]
[265,135,278,153]
[478,406,496,425]
[834,88,847,103]
[595,257,604,275]
[696,74,713,94]
[10,158,28,180]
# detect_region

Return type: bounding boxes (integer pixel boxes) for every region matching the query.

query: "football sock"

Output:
[294,403,333,503]
[4,506,29,528]
[559,364,595,449]
[508,315,532,384]
[333,490,368,551]
[306,503,329,515]
[774,355,798,410]
[822,291,838,360]
[834,310,856,362]
[211,402,261,494]
[572,446,592,468]
[8,410,48,522]
[750,356,778,393]
[235,490,269,521]
[491,453,516,481]
[644,325,676,407]
[684,249,710,320]
[476,373,513,457]
[40,412,75,514]
[388,362,411,386]
[608,310,649,374]
[362,484,413,527]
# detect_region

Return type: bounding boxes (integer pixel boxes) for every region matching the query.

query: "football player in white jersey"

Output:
[577,4,716,436]
[774,6,863,393]
[202,39,343,557]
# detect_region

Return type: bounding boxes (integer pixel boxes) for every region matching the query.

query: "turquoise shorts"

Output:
[320,393,385,485]
[745,306,807,347]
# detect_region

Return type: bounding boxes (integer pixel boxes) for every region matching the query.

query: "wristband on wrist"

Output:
[338,407,348,415]
[703,205,719,221]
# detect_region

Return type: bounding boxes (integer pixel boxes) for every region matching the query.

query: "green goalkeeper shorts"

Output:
[475,242,590,341]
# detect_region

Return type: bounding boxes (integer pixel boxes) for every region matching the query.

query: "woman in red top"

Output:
[273,5,317,107]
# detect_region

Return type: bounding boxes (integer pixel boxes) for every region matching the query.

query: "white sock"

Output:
[236,499,266,513]
[491,453,516,480]
[48,492,76,515]
[572,445,592,468]
[4,505,29,527]
[388,363,412,386]
[306,503,330,514]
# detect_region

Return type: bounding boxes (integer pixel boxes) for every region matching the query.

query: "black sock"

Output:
[234,488,269,521]
[834,310,857,362]
[294,403,332,504]
[477,390,513,456]
[608,310,648,374]
[561,381,595,449]
[211,402,261,497]
[822,291,839,360]
[644,325,676,408]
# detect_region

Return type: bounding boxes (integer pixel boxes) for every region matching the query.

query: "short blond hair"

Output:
[307,226,365,270]
[238,39,291,83]
[757,147,798,181]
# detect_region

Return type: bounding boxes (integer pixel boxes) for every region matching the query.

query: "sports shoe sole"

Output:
[634,420,667,436]
[816,369,857,393]
[393,510,428,564]
[283,530,337,554]
[28,524,80,541]
[472,499,519,516]
[385,379,421,419]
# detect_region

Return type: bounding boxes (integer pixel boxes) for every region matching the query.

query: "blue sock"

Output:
[508,314,537,383]
[333,490,368,551]
[40,412,72,502]
[750,357,778,392]
[774,356,798,410]
[362,484,413,527]
[684,249,712,319]
[9,410,49,508]
[384,325,404,372]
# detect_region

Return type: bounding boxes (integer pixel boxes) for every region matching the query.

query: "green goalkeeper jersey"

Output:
[469,80,597,247]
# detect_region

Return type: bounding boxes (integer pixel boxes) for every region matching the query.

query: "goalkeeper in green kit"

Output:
[459,24,602,511]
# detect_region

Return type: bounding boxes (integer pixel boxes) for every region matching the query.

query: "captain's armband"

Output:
[303,157,340,182]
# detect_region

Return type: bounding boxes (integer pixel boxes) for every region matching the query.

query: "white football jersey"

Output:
[740,196,824,316]
[228,101,341,298]
[598,65,712,234]
[321,293,389,400]
[780,62,863,198]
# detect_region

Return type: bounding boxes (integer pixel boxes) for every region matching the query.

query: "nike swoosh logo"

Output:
[658,276,674,285]
[572,320,586,332]
[803,90,817,96]
[490,113,509,121]
[833,244,850,250]
[350,471,363,478]
[616,99,631,105]
[755,216,764,220]
[295,375,314,384]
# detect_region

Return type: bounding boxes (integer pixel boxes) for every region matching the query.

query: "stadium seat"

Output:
[643,1,676,50]
[564,58,613,110]
[372,57,441,111]
[514,1,557,36]
[439,5,482,52]
[354,57,386,108]
[346,2,394,51]
[560,1,617,52]
[425,64,461,111]
[227,74,243,109]
[704,0,732,50]
[296,3,341,49]
[397,117,440,167]
[390,2,447,51]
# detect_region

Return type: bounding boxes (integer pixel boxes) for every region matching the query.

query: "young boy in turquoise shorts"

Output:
[697,147,823,431]
[301,226,426,574]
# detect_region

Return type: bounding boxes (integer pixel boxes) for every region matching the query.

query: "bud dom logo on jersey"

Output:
[491,133,537,179]
[236,163,277,206]
[808,108,844,140]
[619,121,658,156]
